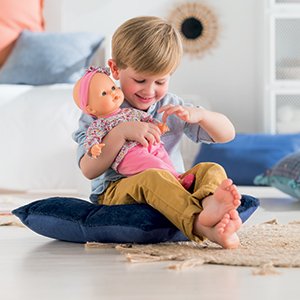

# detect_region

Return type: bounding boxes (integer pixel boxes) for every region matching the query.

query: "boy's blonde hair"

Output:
[111,16,183,75]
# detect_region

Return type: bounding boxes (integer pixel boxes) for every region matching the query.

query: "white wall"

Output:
[44,0,265,133]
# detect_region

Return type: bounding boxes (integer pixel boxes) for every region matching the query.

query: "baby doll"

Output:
[73,66,194,189]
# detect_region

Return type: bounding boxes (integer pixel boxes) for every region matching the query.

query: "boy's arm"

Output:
[193,107,235,143]
[73,113,162,180]
[158,105,235,143]
[73,114,121,179]
[79,128,127,179]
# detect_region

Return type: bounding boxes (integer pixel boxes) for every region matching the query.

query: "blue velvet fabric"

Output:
[13,194,259,244]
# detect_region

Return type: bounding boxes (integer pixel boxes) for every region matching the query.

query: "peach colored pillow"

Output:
[0,0,44,66]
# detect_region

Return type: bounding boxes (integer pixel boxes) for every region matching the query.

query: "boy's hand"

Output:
[112,121,162,147]
[159,104,236,143]
[158,104,204,124]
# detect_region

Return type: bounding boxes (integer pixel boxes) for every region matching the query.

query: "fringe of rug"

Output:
[85,220,300,274]
[0,213,24,227]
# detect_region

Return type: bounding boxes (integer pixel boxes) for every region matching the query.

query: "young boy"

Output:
[73,16,242,249]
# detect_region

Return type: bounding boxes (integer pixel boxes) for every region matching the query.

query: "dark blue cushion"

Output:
[12,195,259,244]
[194,133,300,185]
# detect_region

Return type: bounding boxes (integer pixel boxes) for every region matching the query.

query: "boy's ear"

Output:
[108,59,120,80]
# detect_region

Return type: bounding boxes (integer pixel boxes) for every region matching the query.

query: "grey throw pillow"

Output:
[0,30,103,85]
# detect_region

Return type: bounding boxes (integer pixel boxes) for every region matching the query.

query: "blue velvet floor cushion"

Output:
[13,195,259,244]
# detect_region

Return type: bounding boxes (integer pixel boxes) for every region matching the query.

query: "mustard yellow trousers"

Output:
[98,162,227,242]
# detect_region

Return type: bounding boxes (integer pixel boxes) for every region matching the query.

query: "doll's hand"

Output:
[157,122,169,134]
[114,121,162,147]
[90,143,105,159]
[158,105,205,124]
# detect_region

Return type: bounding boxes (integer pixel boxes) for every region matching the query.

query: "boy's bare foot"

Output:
[193,209,242,249]
[198,178,241,227]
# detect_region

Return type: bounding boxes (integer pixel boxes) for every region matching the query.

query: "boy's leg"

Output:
[99,169,204,242]
[182,162,227,198]
[99,164,241,247]
[193,209,242,249]
[182,162,241,226]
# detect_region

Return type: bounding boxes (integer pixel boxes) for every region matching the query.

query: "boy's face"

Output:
[109,61,170,111]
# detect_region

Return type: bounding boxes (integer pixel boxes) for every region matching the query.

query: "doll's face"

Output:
[87,73,124,117]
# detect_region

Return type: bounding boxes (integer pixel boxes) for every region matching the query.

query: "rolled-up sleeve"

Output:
[183,122,214,144]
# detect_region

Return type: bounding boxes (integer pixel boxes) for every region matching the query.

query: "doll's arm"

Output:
[80,128,126,180]
[89,143,106,159]
[139,111,169,134]
[84,121,107,158]
[156,122,169,134]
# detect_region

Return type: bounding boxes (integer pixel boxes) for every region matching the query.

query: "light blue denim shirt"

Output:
[72,92,214,202]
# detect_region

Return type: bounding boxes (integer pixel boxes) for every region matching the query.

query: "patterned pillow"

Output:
[254,152,300,199]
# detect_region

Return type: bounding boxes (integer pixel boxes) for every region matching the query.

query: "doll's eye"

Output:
[111,86,116,91]
[101,91,107,96]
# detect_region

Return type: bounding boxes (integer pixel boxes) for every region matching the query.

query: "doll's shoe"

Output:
[180,173,195,191]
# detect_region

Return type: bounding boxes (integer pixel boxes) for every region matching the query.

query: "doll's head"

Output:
[73,66,124,118]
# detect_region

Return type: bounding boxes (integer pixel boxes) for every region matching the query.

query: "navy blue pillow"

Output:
[12,195,259,244]
[194,133,300,185]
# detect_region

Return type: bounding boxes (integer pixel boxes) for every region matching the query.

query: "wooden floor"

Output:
[1,187,300,300]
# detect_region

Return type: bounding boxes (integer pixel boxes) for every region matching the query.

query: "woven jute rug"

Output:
[86,220,300,273]
[0,213,24,227]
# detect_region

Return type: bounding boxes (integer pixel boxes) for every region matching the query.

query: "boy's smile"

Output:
[135,94,155,104]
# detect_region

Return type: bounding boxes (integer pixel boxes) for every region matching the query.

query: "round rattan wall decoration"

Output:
[168,2,219,58]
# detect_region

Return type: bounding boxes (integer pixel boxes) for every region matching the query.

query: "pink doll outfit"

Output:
[84,107,179,177]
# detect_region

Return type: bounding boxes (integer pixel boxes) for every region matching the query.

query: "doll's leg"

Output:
[117,145,179,177]
[148,143,195,190]
[117,145,194,189]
